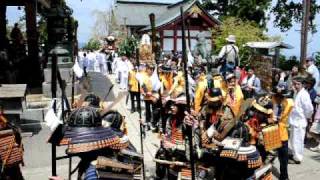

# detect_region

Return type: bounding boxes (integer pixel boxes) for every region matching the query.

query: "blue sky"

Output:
[5,0,320,58]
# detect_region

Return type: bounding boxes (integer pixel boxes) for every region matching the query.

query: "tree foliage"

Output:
[83,38,101,51]
[212,17,267,65]
[278,55,299,71]
[271,0,320,32]
[202,0,272,28]
[118,36,138,58]
[315,52,320,67]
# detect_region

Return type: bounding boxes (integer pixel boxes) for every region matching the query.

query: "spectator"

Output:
[218,35,239,76]
[241,67,261,99]
[305,57,319,89]
[310,101,320,152]
[305,77,317,106]
[288,76,314,164]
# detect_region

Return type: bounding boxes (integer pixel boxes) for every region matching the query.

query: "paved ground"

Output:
[18,72,320,180]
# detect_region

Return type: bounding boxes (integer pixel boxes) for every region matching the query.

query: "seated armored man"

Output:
[0,105,24,180]
[197,87,236,148]
[155,95,189,180]
[50,107,142,179]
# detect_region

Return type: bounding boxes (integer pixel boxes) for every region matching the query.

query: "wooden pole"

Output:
[136,48,146,180]
[300,0,311,65]
[180,7,196,180]
[51,52,57,176]
[187,19,191,49]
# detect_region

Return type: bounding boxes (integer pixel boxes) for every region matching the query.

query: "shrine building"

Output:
[114,0,221,52]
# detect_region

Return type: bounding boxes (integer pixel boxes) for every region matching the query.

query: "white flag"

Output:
[44,99,63,131]
[73,57,84,78]
[187,49,194,67]
[151,67,161,91]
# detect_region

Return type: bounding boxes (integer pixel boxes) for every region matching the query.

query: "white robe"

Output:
[289,88,314,161]
[94,52,106,74]
[118,60,130,90]
[87,52,96,72]
[113,57,121,81]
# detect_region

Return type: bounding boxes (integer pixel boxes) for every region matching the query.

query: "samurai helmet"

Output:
[101,111,124,130]
[252,95,273,115]
[84,93,101,108]
[67,107,101,127]
[206,88,223,102]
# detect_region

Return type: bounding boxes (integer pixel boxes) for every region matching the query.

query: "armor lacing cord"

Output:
[1,136,15,172]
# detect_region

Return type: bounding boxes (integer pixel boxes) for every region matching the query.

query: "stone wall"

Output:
[250,55,273,92]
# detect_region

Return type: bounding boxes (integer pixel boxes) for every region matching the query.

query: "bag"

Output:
[230,45,239,67]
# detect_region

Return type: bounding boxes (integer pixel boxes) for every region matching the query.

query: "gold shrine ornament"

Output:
[189,5,202,18]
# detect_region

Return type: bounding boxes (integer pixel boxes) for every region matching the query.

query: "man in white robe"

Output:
[87,51,95,72]
[94,51,106,74]
[288,76,314,163]
[118,56,131,90]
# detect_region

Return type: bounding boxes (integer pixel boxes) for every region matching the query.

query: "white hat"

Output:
[107,35,115,41]
[226,35,236,43]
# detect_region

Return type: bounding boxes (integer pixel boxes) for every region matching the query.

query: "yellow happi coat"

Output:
[169,71,185,97]
[272,97,294,141]
[159,72,173,93]
[128,70,139,92]
[194,74,207,113]
[224,85,244,117]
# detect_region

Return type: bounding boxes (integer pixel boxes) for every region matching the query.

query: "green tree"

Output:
[271,0,320,32]
[315,52,320,66]
[278,55,299,71]
[202,0,272,28]
[118,36,138,58]
[84,38,101,51]
[212,17,267,65]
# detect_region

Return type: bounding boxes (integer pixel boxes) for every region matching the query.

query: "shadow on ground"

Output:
[86,72,116,102]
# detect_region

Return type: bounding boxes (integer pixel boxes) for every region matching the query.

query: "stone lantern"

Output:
[42,45,79,97]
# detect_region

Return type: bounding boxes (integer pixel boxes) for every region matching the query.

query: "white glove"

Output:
[207,124,216,138]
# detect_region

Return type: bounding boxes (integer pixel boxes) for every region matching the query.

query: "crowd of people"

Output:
[2,32,320,180]
[73,34,320,180]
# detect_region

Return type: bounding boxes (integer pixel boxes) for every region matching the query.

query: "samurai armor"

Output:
[262,125,282,151]
[237,146,262,169]
[0,130,23,167]
[220,149,238,159]
[59,127,126,154]
[179,168,192,180]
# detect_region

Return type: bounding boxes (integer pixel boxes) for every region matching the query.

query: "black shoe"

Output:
[152,127,159,133]
[131,109,135,113]
[288,159,301,164]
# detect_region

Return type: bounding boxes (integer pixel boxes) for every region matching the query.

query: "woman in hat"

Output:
[271,82,294,180]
